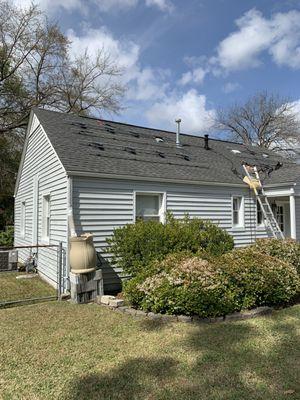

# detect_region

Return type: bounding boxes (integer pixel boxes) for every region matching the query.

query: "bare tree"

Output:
[216,92,300,154]
[0,1,125,136]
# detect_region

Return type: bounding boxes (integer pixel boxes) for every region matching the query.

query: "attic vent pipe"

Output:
[175,118,181,147]
[204,134,210,150]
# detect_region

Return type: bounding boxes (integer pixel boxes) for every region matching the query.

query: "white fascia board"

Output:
[14,110,35,197]
[66,170,246,188]
[66,170,298,190]
[14,111,68,196]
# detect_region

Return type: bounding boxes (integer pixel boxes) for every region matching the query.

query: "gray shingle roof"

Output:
[34,108,300,186]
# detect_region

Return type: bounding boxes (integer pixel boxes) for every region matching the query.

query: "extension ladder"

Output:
[242,164,284,239]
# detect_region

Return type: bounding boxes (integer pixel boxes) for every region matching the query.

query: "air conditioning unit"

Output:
[0,250,18,271]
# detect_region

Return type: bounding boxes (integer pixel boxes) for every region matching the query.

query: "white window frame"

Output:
[20,201,26,238]
[256,200,265,229]
[133,191,166,223]
[231,196,244,229]
[42,193,51,243]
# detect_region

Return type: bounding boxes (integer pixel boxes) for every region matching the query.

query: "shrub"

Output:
[107,214,234,276]
[0,226,14,248]
[252,238,300,275]
[124,253,235,317]
[124,248,300,317]
[216,247,300,309]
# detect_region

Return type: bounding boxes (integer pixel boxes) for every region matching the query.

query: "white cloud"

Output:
[178,67,207,86]
[145,0,173,12]
[217,8,300,71]
[14,0,173,13]
[126,67,170,101]
[288,100,300,122]
[67,27,170,102]
[146,89,216,133]
[14,0,85,13]
[222,82,241,93]
[67,27,140,70]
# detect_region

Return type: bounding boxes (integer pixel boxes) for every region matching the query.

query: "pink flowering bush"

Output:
[124,248,300,317]
[124,253,235,317]
[251,238,300,275]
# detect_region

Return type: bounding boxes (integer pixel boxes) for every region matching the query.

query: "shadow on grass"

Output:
[64,357,176,400]
[180,311,300,399]
[64,309,300,400]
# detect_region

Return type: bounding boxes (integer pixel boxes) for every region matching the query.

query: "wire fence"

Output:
[0,243,63,308]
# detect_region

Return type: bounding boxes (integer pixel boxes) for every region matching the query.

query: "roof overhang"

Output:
[67,170,297,190]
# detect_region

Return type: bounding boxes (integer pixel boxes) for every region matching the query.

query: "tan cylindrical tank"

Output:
[69,233,96,274]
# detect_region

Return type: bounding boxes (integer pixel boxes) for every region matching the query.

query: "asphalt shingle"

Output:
[33,108,300,186]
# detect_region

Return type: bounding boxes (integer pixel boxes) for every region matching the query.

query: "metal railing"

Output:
[0,242,64,308]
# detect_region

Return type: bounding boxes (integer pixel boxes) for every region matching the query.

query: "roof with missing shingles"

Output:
[33,108,300,186]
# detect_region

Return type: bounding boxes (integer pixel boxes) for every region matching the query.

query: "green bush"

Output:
[252,238,300,275]
[107,214,234,276]
[0,226,14,248]
[124,253,234,316]
[124,248,300,317]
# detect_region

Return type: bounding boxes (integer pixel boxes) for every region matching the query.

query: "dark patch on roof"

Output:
[33,108,300,186]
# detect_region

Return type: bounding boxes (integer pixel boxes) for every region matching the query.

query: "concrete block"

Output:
[161,314,177,322]
[177,315,192,323]
[100,295,115,305]
[147,312,162,320]
[134,309,147,318]
[123,308,137,316]
[109,299,125,308]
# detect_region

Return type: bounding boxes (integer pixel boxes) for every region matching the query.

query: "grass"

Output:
[0,272,56,303]
[0,302,299,400]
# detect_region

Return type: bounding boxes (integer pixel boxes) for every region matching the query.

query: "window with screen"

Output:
[135,193,163,222]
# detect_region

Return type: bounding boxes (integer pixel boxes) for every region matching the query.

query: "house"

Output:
[14,108,300,293]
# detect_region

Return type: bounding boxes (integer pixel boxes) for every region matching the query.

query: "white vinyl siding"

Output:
[14,117,68,289]
[72,177,273,292]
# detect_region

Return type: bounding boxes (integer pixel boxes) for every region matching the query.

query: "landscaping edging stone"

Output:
[96,295,273,324]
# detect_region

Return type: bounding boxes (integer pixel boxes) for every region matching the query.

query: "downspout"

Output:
[66,175,77,292]
[67,176,77,238]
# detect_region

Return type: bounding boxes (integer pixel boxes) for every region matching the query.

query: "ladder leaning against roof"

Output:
[242,164,284,239]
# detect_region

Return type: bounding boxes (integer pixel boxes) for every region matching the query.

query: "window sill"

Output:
[231,226,245,231]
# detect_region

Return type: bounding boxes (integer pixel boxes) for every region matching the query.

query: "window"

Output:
[135,193,164,222]
[257,200,264,226]
[20,201,26,237]
[232,196,244,228]
[42,195,50,241]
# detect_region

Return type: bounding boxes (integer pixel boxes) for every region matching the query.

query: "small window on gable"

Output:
[42,194,50,241]
[135,193,164,222]
[232,196,244,228]
[20,201,26,237]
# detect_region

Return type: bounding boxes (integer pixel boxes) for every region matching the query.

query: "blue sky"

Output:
[16,0,300,134]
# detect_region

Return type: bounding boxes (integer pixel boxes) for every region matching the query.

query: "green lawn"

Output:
[0,302,299,400]
[0,272,56,303]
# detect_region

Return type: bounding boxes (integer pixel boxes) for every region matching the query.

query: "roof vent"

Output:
[175,118,182,147]
[125,147,136,155]
[262,153,269,158]
[155,137,164,143]
[204,134,210,150]
[231,149,241,154]
[179,154,190,161]
[157,151,165,158]
[89,142,104,151]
